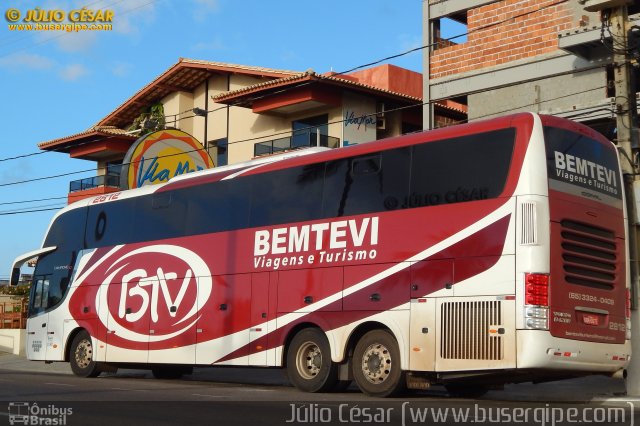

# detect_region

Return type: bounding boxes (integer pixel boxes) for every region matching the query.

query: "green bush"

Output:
[0,284,30,297]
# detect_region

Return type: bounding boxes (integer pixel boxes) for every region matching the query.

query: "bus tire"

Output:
[69,330,102,378]
[352,329,405,397]
[286,328,338,393]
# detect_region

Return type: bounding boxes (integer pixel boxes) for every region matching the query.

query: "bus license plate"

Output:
[583,314,600,326]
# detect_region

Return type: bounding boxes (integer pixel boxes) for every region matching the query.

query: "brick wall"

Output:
[430,0,574,79]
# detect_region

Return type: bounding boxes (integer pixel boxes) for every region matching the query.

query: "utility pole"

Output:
[581,0,639,395]
[610,5,640,396]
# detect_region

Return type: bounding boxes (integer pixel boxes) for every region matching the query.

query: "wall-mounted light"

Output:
[192,107,207,117]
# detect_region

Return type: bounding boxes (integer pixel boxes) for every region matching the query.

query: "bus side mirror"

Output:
[10,267,20,286]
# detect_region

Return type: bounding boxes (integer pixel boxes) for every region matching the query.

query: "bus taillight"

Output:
[525,273,549,306]
[524,273,549,330]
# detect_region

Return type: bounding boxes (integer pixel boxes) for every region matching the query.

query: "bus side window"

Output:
[43,208,87,249]
[410,129,515,207]
[323,148,410,217]
[250,164,324,227]
[85,199,134,247]
[351,155,381,176]
[185,178,251,235]
[29,250,76,317]
[134,191,187,242]
[29,276,50,316]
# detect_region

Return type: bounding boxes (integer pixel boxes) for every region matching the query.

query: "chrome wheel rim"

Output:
[295,341,322,380]
[361,343,392,384]
[75,338,93,369]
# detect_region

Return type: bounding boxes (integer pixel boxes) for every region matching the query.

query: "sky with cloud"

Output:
[0,0,464,277]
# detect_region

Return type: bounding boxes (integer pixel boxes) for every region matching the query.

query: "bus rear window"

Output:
[544,127,622,207]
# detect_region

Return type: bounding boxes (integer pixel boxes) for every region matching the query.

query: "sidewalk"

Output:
[0,351,71,375]
[0,350,632,404]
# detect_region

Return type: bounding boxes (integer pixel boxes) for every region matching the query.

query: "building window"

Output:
[292,114,329,148]
[210,138,228,166]
[106,161,122,176]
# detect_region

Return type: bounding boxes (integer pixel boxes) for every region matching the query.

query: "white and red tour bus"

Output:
[11,113,630,397]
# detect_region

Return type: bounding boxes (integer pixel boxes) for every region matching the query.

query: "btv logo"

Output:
[118,267,193,323]
[98,244,213,342]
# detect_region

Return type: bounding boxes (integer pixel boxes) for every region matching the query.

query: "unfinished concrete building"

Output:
[422,0,640,139]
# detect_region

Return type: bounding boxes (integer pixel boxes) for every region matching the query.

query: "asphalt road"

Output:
[0,360,637,426]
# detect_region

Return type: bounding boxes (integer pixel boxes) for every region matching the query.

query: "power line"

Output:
[0,0,571,162]
[0,82,610,209]
[0,0,614,211]
[0,206,64,216]
[337,0,568,75]
[0,195,67,206]
[0,167,97,188]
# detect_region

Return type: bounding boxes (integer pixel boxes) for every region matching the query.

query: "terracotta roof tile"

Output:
[38,126,133,149]
[97,58,301,129]
[213,70,423,104]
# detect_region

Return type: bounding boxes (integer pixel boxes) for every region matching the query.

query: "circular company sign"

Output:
[97,244,213,345]
[120,129,214,189]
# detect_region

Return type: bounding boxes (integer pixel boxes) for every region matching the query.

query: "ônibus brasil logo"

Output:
[97,245,212,343]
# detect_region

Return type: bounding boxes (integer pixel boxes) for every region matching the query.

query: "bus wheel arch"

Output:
[64,328,84,363]
[285,326,339,393]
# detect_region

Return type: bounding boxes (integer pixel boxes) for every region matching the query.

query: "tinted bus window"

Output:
[134,191,187,242]
[30,249,76,316]
[185,178,251,235]
[323,147,411,217]
[410,129,515,207]
[38,208,84,316]
[250,164,324,227]
[544,127,622,207]
[85,199,135,248]
[43,208,87,249]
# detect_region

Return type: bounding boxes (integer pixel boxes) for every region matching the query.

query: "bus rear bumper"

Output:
[517,330,630,373]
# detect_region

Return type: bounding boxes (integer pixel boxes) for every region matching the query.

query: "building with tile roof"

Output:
[39,58,464,203]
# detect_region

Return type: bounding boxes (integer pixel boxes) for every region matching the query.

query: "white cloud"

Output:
[55,32,99,53]
[0,160,34,185]
[59,63,88,81]
[0,53,54,70]
[111,61,132,77]
[29,0,157,52]
[191,38,225,52]
[110,0,157,35]
[192,0,219,22]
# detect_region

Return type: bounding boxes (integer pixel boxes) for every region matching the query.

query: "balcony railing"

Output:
[0,299,27,329]
[69,173,121,193]
[254,132,340,157]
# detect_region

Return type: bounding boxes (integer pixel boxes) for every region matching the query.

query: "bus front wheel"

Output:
[69,330,102,378]
[286,328,338,393]
[352,329,405,397]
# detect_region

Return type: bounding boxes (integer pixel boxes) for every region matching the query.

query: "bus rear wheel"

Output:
[69,330,102,378]
[352,329,405,397]
[287,328,338,393]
